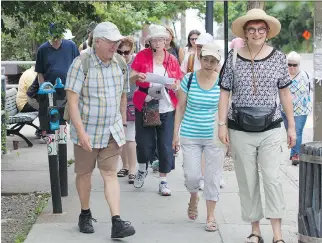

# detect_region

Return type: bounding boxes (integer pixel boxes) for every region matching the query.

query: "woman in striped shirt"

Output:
[173,43,225,232]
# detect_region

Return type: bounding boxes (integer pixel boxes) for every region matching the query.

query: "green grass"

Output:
[14,193,50,243]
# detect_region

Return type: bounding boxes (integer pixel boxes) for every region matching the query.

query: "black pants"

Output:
[21,102,37,112]
[135,110,175,174]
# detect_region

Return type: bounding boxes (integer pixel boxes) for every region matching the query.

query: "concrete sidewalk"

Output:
[1,117,309,243]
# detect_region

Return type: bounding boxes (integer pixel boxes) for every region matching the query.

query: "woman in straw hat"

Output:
[130,24,183,196]
[173,43,225,232]
[218,9,296,243]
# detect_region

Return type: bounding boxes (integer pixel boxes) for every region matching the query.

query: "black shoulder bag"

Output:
[231,52,276,132]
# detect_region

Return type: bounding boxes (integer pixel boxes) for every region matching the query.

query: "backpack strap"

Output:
[187,53,195,73]
[187,72,194,92]
[80,52,90,76]
[114,53,127,75]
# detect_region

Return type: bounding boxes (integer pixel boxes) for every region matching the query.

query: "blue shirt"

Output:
[180,72,220,139]
[35,40,79,85]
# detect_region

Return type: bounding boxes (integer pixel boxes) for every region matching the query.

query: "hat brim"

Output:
[201,51,221,62]
[231,14,281,39]
[145,33,169,42]
[107,33,125,42]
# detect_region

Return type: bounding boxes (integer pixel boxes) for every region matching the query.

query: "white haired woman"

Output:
[281,51,312,165]
[130,24,183,196]
[218,9,296,243]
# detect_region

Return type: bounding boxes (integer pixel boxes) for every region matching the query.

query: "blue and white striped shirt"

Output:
[180,72,220,139]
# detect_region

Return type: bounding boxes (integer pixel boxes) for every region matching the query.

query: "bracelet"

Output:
[218,121,227,126]
[123,124,127,127]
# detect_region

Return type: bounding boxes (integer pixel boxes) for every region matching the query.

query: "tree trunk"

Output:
[313,1,322,141]
[247,1,265,11]
[180,11,186,48]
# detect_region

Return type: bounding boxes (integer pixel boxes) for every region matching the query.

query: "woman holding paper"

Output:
[172,43,225,231]
[130,24,182,196]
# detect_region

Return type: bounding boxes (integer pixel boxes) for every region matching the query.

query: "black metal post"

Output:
[224,1,229,60]
[46,131,62,213]
[58,120,68,197]
[205,1,214,35]
[55,79,68,198]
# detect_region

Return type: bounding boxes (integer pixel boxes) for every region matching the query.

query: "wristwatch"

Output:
[123,124,127,128]
[218,121,227,126]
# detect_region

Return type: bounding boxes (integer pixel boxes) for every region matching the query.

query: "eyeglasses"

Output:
[190,38,198,42]
[288,63,298,67]
[117,50,131,56]
[246,27,267,34]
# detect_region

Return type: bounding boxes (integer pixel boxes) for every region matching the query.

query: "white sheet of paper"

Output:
[145,73,175,85]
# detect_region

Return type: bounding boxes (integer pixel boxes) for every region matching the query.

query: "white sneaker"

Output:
[159,181,171,196]
[220,178,226,188]
[199,178,204,191]
[134,170,147,188]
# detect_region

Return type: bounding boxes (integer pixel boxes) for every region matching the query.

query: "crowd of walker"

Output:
[14,8,314,243]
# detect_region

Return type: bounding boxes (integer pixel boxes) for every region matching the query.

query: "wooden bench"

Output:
[5,88,39,147]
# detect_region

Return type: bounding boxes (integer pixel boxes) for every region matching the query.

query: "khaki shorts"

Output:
[74,136,121,174]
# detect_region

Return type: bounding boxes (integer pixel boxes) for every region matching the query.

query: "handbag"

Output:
[126,100,135,121]
[142,99,162,127]
[232,103,276,132]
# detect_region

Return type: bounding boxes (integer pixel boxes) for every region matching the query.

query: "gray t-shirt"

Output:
[218,48,292,131]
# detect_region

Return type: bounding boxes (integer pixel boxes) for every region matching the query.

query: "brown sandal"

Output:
[117,169,129,177]
[205,220,218,232]
[187,197,199,220]
[246,234,264,243]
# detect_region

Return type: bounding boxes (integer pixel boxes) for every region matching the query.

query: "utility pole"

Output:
[224,1,229,59]
[313,1,322,141]
[205,1,214,35]
[247,1,265,10]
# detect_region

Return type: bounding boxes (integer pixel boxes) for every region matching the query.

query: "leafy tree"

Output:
[212,1,314,53]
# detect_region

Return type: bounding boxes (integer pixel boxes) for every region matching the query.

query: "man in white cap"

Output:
[65,22,135,239]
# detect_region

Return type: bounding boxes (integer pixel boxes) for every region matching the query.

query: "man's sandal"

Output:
[187,197,199,220]
[245,234,264,243]
[117,169,129,177]
[205,221,218,232]
[273,239,285,243]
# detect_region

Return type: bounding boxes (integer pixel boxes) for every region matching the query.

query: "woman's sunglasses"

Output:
[117,50,131,56]
[288,63,298,67]
[190,38,198,42]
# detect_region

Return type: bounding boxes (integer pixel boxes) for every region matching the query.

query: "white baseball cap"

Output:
[145,24,169,41]
[63,29,75,40]
[93,22,124,41]
[201,43,221,62]
[195,33,214,45]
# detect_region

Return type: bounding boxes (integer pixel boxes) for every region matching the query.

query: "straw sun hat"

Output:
[231,8,281,39]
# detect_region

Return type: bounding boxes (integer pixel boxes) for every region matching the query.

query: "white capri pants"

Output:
[181,137,225,201]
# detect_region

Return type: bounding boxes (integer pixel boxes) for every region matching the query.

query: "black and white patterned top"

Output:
[218,48,292,131]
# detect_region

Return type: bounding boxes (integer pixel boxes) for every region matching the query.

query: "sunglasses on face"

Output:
[288,63,298,67]
[117,50,131,56]
[246,27,267,34]
[190,38,198,42]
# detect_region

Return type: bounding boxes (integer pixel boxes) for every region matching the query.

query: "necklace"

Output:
[246,43,265,94]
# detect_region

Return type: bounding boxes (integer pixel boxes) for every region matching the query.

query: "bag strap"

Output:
[80,52,90,76]
[187,53,195,73]
[187,72,194,92]
[114,53,127,75]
